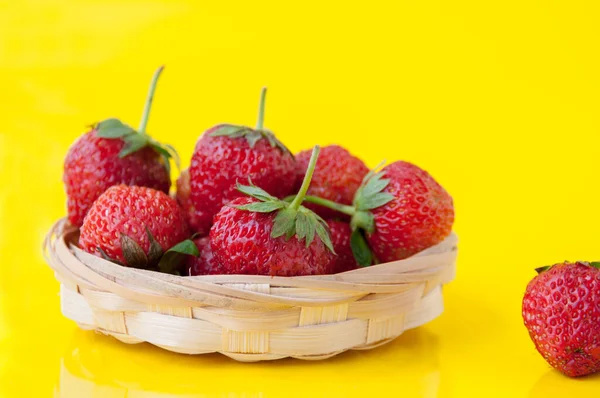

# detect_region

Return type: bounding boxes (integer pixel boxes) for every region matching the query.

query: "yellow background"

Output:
[1,0,599,396]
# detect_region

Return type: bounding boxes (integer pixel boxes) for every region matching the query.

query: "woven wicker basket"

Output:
[43,218,458,362]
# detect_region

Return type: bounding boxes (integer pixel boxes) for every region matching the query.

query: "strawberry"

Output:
[182,88,296,235]
[522,262,600,377]
[187,237,224,276]
[79,185,197,273]
[175,169,202,231]
[209,146,335,276]
[327,220,359,273]
[64,66,178,227]
[295,145,368,219]
[300,160,454,265]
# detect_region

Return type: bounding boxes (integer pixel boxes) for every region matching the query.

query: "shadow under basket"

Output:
[43,218,458,362]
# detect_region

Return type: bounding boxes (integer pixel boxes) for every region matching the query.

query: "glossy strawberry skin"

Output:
[64,130,170,227]
[366,161,454,262]
[522,262,600,377]
[79,185,189,265]
[187,237,224,276]
[327,220,359,273]
[176,169,203,233]
[210,197,334,276]
[295,145,368,219]
[186,126,296,235]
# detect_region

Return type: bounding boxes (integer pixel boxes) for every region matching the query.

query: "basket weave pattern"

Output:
[44,218,458,361]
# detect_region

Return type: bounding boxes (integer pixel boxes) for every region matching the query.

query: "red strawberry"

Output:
[295,145,368,219]
[175,169,202,232]
[79,185,193,272]
[209,146,335,276]
[327,220,359,273]
[187,237,224,276]
[301,160,454,265]
[522,262,600,377]
[361,161,454,262]
[182,88,296,235]
[64,66,178,226]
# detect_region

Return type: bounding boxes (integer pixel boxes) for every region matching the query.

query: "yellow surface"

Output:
[1,0,600,396]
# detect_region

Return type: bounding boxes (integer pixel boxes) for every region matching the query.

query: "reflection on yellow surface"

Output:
[58,329,440,397]
[2,0,600,396]
[529,371,600,397]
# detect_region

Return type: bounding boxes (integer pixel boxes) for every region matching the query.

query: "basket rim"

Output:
[44,217,458,309]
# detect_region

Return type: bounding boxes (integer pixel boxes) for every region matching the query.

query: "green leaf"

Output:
[96,118,136,138]
[363,176,390,198]
[157,239,200,274]
[245,130,263,148]
[119,134,149,158]
[590,262,600,269]
[351,211,376,234]
[120,233,149,268]
[234,201,285,213]
[355,171,394,211]
[210,124,293,156]
[236,182,279,202]
[262,129,294,157]
[315,220,335,254]
[145,227,164,265]
[295,211,309,243]
[97,118,124,128]
[360,192,395,211]
[304,211,316,247]
[285,224,296,240]
[534,265,552,274]
[210,124,247,138]
[165,239,200,256]
[150,144,173,175]
[96,247,125,266]
[163,143,180,170]
[150,144,171,159]
[263,130,277,148]
[353,160,386,207]
[350,229,373,267]
[271,207,298,238]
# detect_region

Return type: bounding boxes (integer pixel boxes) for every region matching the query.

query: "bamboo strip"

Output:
[44,218,457,361]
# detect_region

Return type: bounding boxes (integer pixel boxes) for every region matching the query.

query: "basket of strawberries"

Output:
[44,67,457,361]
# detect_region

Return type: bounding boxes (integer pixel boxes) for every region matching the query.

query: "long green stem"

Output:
[290,146,320,210]
[302,195,356,216]
[256,87,267,130]
[139,65,165,133]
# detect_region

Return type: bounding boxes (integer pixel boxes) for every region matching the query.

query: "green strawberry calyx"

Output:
[97,227,199,275]
[534,265,552,274]
[536,261,600,274]
[209,87,293,157]
[292,161,394,267]
[93,66,180,175]
[234,145,335,253]
[350,160,394,229]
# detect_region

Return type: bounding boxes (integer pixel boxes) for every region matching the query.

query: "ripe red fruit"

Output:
[295,145,368,218]
[175,169,202,232]
[187,237,224,276]
[362,161,454,263]
[302,160,454,265]
[327,220,359,273]
[183,88,296,235]
[64,66,177,227]
[211,197,334,276]
[522,262,600,377]
[79,185,190,269]
[209,146,335,276]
